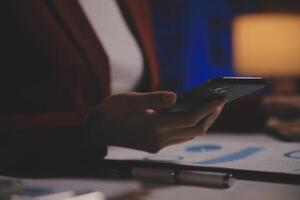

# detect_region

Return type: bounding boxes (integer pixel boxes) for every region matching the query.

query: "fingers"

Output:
[121,91,177,113]
[100,91,177,116]
[197,105,223,135]
[177,106,223,137]
[158,99,225,129]
[153,107,224,152]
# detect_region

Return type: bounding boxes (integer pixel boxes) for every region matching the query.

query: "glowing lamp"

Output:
[233,13,300,78]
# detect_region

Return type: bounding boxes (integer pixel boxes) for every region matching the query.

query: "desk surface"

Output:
[7,133,300,200]
[140,179,300,200]
[121,133,300,200]
[19,174,300,200]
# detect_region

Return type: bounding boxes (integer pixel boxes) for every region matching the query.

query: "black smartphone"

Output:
[168,77,267,112]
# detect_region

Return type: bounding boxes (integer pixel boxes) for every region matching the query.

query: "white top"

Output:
[78,0,144,94]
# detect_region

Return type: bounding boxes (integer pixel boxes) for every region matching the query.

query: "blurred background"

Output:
[149,0,300,138]
[149,0,300,92]
[151,0,235,92]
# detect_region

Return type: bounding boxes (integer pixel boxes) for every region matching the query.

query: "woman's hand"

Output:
[87,91,225,153]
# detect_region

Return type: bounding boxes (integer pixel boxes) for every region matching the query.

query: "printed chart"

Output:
[107,140,300,175]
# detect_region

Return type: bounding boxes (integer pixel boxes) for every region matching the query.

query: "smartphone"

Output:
[168,77,267,112]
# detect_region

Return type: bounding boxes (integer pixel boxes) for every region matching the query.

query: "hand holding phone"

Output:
[168,77,267,112]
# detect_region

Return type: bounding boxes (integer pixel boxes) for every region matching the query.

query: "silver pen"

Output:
[131,167,235,188]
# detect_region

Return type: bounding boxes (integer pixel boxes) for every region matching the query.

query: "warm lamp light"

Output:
[233,13,300,140]
[233,13,300,78]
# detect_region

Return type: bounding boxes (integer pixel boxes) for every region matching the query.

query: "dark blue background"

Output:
[150,0,236,94]
[150,0,300,93]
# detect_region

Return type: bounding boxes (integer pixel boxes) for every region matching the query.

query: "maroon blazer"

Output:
[0,0,160,171]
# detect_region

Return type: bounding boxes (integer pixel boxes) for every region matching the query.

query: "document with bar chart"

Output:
[106,139,300,175]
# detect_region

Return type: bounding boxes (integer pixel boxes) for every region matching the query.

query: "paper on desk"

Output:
[13,191,75,200]
[20,178,141,199]
[63,192,105,200]
[106,138,300,175]
[12,192,105,200]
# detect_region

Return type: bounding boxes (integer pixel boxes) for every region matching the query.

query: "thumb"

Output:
[125,91,177,112]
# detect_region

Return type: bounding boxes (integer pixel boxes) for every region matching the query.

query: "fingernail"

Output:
[163,92,177,104]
